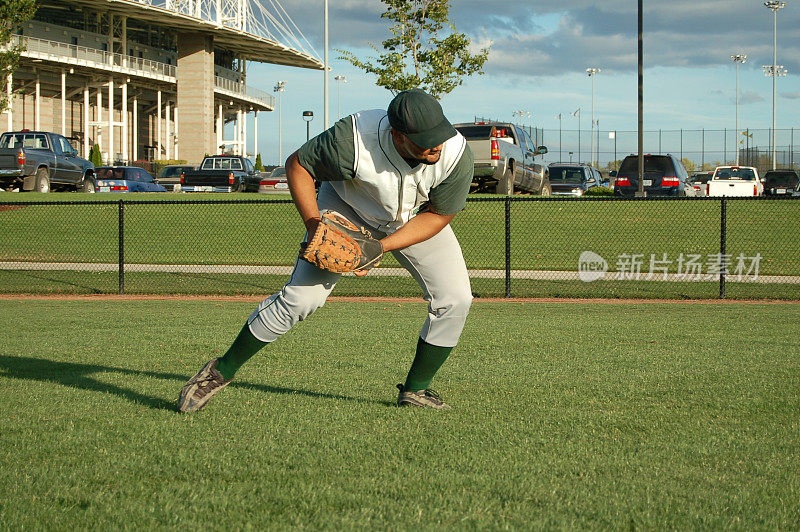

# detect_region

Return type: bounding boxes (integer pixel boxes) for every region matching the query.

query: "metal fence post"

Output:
[118,199,125,294]
[504,197,511,298]
[719,198,726,299]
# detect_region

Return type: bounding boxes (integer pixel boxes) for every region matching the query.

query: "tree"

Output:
[681,158,697,174]
[338,0,490,98]
[254,153,263,172]
[0,0,37,113]
[90,144,103,167]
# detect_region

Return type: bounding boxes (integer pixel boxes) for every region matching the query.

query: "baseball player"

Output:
[178,88,474,412]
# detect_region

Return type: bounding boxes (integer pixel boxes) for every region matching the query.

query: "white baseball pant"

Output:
[246,182,473,347]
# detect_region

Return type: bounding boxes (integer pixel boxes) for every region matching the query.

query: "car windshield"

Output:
[96,167,126,179]
[0,133,48,149]
[715,168,755,180]
[618,156,672,176]
[765,173,799,188]
[454,124,514,140]
[549,167,585,183]
[270,167,286,178]
[159,167,181,177]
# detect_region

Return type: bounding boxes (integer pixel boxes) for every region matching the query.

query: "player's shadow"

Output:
[0,355,393,411]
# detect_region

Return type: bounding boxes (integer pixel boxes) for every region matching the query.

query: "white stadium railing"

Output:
[12,35,274,108]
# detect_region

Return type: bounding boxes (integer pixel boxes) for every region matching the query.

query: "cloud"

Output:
[272,0,800,78]
[739,91,765,104]
[782,92,800,100]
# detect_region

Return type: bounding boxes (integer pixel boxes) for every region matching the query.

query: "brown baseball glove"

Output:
[301,210,383,273]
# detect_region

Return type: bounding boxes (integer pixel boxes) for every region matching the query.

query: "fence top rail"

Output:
[0,196,797,207]
[0,198,295,206]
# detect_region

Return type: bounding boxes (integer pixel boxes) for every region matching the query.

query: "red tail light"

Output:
[754,185,758,196]
[180,172,184,184]
[110,186,128,191]
[490,139,499,160]
[616,176,631,186]
[17,151,25,166]
[662,176,680,186]
[260,180,279,186]
[707,183,710,196]
[229,172,234,185]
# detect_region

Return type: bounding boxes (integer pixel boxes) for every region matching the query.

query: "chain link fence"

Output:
[519,125,799,176]
[1,197,798,299]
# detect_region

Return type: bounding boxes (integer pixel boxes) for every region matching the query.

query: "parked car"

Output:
[453,121,549,195]
[156,164,195,192]
[613,154,696,196]
[690,171,713,197]
[547,162,606,196]
[0,130,95,192]
[706,166,762,197]
[95,166,167,192]
[181,155,259,192]
[762,169,800,196]
[258,166,289,194]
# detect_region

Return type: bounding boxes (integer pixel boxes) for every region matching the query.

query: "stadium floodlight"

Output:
[764,1,786,170]
[731,54,747,165]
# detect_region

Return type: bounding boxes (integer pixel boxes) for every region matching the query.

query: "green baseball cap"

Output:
[387,89,457,149]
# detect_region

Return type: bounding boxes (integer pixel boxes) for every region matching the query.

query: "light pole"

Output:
[274,80,286,163]
[586,68,601,167]
[554,113,562,161]
[302,110,314,141]
[731,54,747,165]
[334,75,347,120]
[763,1,786,170]
[572,108,581,162]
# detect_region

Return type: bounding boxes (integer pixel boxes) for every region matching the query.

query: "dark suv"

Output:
[614,154,694,196]
[762,169,799,196]
[548,163,605,196]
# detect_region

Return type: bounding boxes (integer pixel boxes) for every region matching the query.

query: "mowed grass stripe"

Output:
[0,300,797,529]
[1,193,799,275]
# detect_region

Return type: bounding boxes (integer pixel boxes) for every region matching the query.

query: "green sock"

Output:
[214,322,267,380]
[403,337,453,392]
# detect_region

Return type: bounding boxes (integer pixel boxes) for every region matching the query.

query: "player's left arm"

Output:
[380,143,473,252]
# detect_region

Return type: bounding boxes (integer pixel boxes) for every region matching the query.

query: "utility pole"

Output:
[763,1,787,171]
[274,80,286,163]
[586,68,601,167]
[731,54,746,165]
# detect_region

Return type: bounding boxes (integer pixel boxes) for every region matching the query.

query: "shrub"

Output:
[130,160,153,173]
[89,144,103,167]
[584,186,615,197]
[151,159,188,176]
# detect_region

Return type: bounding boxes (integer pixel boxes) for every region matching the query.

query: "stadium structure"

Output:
[2,0,323,165]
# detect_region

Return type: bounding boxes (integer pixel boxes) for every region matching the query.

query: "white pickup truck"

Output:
[706,166,762,197]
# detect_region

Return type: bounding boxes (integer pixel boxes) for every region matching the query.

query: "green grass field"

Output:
[1,299,798,528]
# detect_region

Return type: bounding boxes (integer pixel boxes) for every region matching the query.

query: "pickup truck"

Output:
[0,130,95,192]
[180,155,259,193]
[453,121,549,195]
[706,166,762,197]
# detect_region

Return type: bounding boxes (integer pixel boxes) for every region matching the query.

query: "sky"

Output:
[239,1,800,166]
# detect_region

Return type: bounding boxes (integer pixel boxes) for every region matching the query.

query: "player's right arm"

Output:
[286,151,321,236]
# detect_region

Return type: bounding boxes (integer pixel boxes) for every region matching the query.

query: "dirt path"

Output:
[0,294,797,304]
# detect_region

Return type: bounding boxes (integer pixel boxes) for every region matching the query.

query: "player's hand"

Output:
[353,269,369,277]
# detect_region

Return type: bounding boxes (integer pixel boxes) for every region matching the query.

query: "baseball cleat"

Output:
[177,358,232,413]
[396,383,451,410]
